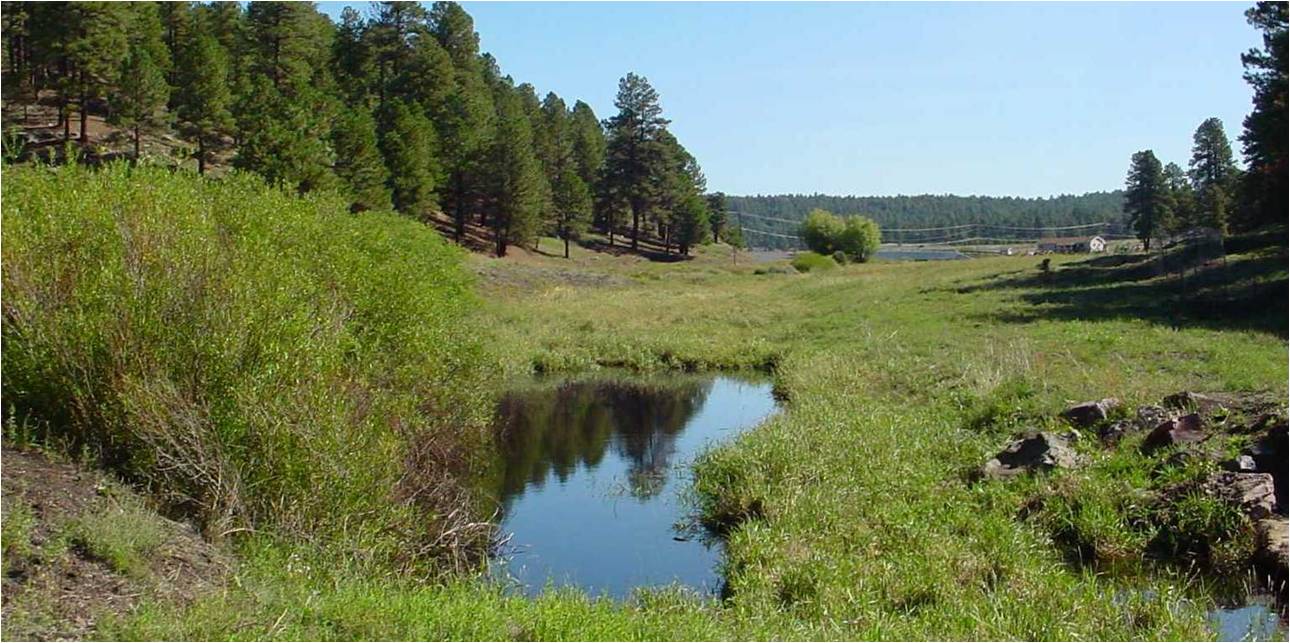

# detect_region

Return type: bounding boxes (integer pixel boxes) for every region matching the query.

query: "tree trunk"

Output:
[631,201,639,250]
[197,135,206,175]
[61,100,70,142]
[79,81,88,144]
[133,124,140,161]
[609,228,614,247]
[453,173,465,241]
[563,236,570,258]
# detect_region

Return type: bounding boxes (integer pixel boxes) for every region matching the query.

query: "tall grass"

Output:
[2,164,493,568]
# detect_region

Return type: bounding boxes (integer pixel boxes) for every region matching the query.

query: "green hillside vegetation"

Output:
[2,164,493,568]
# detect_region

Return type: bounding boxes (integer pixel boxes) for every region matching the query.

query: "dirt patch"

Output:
[2,444,227,640]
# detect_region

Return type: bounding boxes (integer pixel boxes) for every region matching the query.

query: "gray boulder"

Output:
[1061,398,1120,428]
[1205,472,1277,520]
[1134,405,1172,431]
[1141,413,1206,452]
[981,431,1084,479]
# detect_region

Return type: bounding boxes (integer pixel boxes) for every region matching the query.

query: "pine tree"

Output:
[173,34,233,174]
[484,87,544,257]
[551,166,593,258]
[332,106,392,212]
[673,191,709,256]
[569,100,605,189]
[602,73,671,250]
[429,1,480,69]
[368,1,429,112]
[1161,162,1191,235]
[1123,150,1168,251]
[1188,117,1238,234]
[1238,2,1287,229]
[234,75,337,194]
[706,192,728,243]
[109,46,169,160]
[379,99,440,217]
[332,7,372,104]
[64,2,131,145]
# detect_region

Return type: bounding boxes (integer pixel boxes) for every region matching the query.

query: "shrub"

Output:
[2,164,492,569]
[799,208,881,262]
[790,252,838,273]
[831,250,847,265]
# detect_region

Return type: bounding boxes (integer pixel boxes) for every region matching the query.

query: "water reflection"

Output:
[487,373,778,598]
[495,378,709,502]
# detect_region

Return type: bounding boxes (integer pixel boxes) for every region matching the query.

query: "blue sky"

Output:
[318,2,1262,198]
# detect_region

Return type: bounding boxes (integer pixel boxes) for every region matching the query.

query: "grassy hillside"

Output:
[3,166,1285,639]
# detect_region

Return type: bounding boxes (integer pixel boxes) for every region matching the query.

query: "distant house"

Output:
[1037,235,1106,253]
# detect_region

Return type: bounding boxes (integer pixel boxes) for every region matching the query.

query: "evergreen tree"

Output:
[379,99,440,216]
[551,166,593,258]
[484,87,544,256]
[125,2,171,78]
[429,1,480,69]
[234,75,337,193]
[569,100,606,189]
[602,73,671,250]
[109,45,169,160]
[332,105,392,212]
[1161,161,1192,234]
[244,2,330,90]
[1237,1,1287,229]
[1187,117,1238,234]
[369,1,429,112]
[1123,150,1168,251]
[173,34,233,174]
[673,191,709,256]
[707,192,728,243]
[64,2,130,144]
[332,7,372,104]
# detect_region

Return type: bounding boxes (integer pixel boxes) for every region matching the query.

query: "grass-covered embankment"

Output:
[2,164,493,569]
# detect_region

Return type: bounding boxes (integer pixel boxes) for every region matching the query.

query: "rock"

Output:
[1162,391,1227,414]
[1141,413,1206,452]
[1205,472,1277,520]
[981,431,1084,479]
[1221,454,1260,472]
[1255,517,1288,585]
[1134,405,1172,430]
[1061,398,1120,428]
[1098,420,1136,445]
[1245,418,1287,513]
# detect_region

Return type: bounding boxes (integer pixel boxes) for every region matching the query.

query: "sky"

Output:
[318,2,1263,198]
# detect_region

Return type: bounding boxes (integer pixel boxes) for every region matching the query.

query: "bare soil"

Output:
[1,445,226,640]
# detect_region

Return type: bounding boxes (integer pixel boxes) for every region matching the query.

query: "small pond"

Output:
[485,373,779,598]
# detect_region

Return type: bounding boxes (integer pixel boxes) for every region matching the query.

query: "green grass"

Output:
[68,498,169,578]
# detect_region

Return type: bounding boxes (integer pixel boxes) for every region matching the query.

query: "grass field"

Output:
[107,229,1286,640]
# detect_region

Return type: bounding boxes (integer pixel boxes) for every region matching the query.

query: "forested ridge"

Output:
[0,1,721,257]
[727,192,1128,249]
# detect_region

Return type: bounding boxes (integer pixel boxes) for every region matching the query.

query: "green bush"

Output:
[798,208,881,262]
[2,164,492,567]
[790,252,838,273]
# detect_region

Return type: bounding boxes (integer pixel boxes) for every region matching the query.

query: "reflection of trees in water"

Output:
[493,377,712,505]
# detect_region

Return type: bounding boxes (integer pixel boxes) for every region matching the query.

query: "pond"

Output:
[485,373,779,599]
[1209,595,1285,642]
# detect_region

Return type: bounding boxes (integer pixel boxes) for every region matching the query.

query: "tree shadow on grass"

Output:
[945,232,1288,338]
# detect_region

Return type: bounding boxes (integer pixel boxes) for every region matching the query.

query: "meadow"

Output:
[3,167,1286,640]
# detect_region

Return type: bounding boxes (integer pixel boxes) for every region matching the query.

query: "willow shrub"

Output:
[2,164,493,568]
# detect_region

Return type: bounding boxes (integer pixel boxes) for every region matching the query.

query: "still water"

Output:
[487,373,779,598]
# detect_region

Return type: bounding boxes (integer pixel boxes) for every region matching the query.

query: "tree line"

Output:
[0,1,729,258]
[1123,2,1286,251]
[726,192,1127,250]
